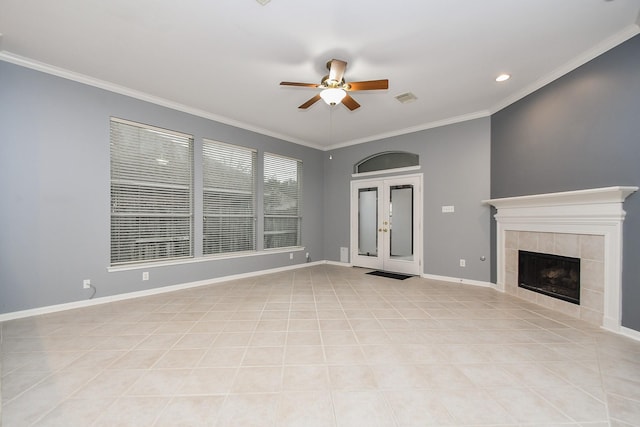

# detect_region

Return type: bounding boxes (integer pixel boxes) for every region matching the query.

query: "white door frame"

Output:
[350,173,423,275]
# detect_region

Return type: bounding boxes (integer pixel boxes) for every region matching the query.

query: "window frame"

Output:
[109,117,194,266]
[202,139,257,256]
[263,152,303,250]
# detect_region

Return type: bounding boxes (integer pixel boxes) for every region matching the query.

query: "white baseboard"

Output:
[421,273,497,289]
[4,261,638,342]
[325,260,352,267]
[619,326,640,342]
[0,261,325,322]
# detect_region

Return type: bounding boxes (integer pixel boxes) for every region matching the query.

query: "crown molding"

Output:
[490,24,640,115]
[324,110,491,151]
[0,51,325,151]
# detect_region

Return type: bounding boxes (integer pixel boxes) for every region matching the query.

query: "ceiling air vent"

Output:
[395,92,418,104]
[256,0,271,5]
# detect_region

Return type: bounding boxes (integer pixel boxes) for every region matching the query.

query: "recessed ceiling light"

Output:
[496,74,511,82]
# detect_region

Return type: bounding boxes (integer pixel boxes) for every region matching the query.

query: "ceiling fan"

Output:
[280,59,389,111]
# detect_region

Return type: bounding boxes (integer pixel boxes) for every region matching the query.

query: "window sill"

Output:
[107,246,306,272]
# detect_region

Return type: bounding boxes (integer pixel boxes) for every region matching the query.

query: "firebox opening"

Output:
[518,250,580,305]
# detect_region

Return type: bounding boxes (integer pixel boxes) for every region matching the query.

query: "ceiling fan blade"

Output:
[341,93,360,111]
[328,59,347,84]
[346,79,389,91]
[280,81,320,88]
[298,94,322,109]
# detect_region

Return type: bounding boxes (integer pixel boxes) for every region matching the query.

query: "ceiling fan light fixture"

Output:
[320,88,347,105]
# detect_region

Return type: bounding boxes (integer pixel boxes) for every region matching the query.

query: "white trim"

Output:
[350,174,423,276]
[422,273,497,289]
[484,186,638,334]
[620,326,640,343]
[351,166,421,178]
[0,52,324,151]
[3,260,638,341]
[108,246,306,272]
[325,111,490,151]
[325,260,353,268]
[3,23,638,153]
[0,260,324,323]
[490,25,640,116]
[111,116,193,139]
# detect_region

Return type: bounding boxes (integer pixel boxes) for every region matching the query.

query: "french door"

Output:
[350,174,422,275]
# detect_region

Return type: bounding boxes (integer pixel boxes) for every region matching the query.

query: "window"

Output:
[110,118,193,265]
[203,140,256,255]
[354,151,419,174]
[263,153,302,249]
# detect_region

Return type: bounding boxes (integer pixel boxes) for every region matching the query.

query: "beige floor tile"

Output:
[328,365,377,391]
[92,396,171,427]
[242,346,285,366]
[607,393,640,426]
[107,349,166,370]
[178,368,237,395]
[283,345,325,365]
[153,348,206,369]
[72,369,143,399]
[532,385,609,422]
[3,265,640,427]
[1,369,52,401]
[438,388,516,425]
[323,345,367,365]
[250,331,287,347]
[232,366,283,393]
[276,391,335,427]
[286,330,322,345]
[153,396,225,427]
[125,369,190,396]
[487,386,572,423]
[283,365,330,391]
[332,390,396,427]
[35,397,116,427]
[384,389,456,426]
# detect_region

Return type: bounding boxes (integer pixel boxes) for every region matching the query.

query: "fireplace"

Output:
[518,251,580,305]
[483,186,637,332]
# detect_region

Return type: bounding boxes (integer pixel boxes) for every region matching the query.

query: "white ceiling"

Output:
[1,0,639,150]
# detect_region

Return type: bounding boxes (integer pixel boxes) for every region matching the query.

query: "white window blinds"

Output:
[203,140,256,255]
[110,118,193,265]
[263,153,302,249]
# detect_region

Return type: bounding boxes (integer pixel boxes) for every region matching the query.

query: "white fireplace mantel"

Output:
[483,186,638,333]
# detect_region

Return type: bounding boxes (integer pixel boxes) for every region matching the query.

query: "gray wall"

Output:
[0,61,324,314]
[491,35,640,330]
[323,118,492,281]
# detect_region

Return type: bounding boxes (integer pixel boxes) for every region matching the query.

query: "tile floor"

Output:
[2,264,640,426]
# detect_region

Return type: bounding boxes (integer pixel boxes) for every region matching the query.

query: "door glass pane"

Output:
[358,187,378,257]
[389,185,413,260]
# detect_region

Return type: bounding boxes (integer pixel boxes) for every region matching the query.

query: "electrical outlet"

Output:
[289,253,293,260]
[142,271,149,281]
[83,279,91,289]
[459,259,466,267]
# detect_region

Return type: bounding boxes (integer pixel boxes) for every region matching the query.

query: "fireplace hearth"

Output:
[519,250,580,304]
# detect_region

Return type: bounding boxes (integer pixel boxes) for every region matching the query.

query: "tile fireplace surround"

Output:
[484,186,638,336]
